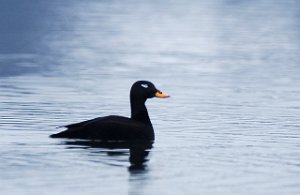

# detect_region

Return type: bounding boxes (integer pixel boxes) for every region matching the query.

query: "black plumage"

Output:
[50,80,169,141]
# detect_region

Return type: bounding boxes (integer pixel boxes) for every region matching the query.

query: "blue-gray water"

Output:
[1,0,300,194]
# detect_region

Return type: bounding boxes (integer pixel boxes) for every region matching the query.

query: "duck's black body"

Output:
[50,81,169,141]
[50,115,154,140]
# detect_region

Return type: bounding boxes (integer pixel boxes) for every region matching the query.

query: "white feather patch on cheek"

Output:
[141,84,149,88]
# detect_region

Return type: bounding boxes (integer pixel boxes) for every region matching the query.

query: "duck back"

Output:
[50,115,154,141]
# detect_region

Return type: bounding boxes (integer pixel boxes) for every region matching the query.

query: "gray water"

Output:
[1,0,300,194]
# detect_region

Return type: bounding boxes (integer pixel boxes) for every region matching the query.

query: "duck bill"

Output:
[155,91,170,98]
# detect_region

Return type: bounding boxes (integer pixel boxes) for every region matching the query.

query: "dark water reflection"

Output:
[1,0,300,195]
[63,140,152,171]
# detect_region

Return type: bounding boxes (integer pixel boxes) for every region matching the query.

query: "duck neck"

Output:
[130,98,152,127]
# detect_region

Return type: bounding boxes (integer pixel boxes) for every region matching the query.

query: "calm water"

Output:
[1,0,300,194]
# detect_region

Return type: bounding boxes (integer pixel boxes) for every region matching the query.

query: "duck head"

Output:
[130,81,170,102]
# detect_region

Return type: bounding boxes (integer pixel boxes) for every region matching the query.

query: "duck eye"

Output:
[141,84,149,88]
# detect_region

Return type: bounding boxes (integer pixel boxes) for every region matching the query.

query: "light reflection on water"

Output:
[1,0,300,195]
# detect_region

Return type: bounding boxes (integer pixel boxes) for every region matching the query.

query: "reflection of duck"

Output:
[50,81,169,141]
[64,140,153,170]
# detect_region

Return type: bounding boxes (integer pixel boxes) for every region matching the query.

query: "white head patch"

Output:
[141,84,149,88]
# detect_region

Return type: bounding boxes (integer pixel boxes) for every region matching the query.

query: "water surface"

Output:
[1,1,300,195]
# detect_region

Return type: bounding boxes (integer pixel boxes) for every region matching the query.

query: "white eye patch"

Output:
[141,84,149,88]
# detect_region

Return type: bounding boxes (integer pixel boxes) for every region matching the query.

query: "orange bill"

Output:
[155,91,170,98]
